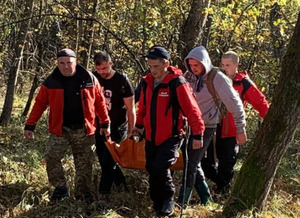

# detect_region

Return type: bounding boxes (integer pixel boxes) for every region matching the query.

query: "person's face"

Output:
[95,61,113,79]
[57,57,77,77]
[147,59,169,81]
[188,59,205,76]
[221,58,238,77]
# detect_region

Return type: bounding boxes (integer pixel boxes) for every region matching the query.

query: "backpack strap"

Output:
[203,67,227,119]
[203,67,223,166]
[204,67,219,107]
[203,68,229,135]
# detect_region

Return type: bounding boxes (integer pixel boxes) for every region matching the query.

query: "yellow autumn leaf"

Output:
[3,156,8,164]
[205,7,214,14]
[279,0,286,5]
[291,177,300,184]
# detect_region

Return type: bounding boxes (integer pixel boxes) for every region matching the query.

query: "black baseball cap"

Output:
[144,46,170,60]
[57,48,76,58]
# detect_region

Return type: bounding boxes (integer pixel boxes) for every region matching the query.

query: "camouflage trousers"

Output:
[45,127,95,201]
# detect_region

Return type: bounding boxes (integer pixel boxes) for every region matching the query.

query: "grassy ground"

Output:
[0,102,299,217]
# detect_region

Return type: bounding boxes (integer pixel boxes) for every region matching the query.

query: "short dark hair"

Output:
[93,51,111,66]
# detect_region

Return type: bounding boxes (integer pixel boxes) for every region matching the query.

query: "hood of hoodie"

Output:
[184,46,213,76]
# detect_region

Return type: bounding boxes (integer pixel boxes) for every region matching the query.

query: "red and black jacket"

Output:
[25,65,110,136]
[136,66,205,145]
[220,72,270,138]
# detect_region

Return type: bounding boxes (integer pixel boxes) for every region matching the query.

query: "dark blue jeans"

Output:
[145,136,183,206]
[181,128,215,188]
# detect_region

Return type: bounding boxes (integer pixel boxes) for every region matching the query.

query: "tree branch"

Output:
[0,13,146,73]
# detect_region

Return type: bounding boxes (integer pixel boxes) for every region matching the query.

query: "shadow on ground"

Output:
[0,182,29,217]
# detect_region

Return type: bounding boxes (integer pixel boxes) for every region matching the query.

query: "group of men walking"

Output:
[24,45,269,216]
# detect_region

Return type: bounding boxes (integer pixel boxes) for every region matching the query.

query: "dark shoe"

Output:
[153,201,162,213]
[215,184,230,195]
[99,189,110,195]
[177,186,193,207]
[158,200,174,216]
[50,186,69,202]
[194,180,211,205]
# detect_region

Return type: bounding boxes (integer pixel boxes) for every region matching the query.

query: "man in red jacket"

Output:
[133,46,205,216]
[202,51,270,194]
[24,48,110,203]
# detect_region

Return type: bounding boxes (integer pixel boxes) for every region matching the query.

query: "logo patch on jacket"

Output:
[158,91,169,97]
[86,82,93,88]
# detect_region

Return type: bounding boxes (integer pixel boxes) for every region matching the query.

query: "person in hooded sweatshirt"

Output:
[177,46,247,207]
[132,45,205,216]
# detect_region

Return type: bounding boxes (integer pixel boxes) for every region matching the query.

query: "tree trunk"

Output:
[177,0,211,71]
[223,13,300,217]
[269,3,285,59]
[22,74,39,117]
[0,0,34,125]
[201,14,213,48]
[21,0,51,118]
[83,0,98,68]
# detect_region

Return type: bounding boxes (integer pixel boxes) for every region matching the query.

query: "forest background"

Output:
[0,0,299,217]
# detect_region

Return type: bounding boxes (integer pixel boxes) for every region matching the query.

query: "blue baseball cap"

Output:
[145,46,170,60]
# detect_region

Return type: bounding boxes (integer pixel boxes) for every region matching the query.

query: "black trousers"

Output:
[95,132,126,192]
[145,137,182,206]
[181,128,215,188]
[201,136,238,190]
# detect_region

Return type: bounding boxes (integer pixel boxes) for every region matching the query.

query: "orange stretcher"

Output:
[105,138,184,170]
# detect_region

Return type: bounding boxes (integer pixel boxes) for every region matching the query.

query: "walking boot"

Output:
[159,199,174,216]
[177,186,193,208]
[194,180,211,205]
[50,185,69,202]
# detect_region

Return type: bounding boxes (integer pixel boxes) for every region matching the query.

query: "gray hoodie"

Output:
[184,46,245,133]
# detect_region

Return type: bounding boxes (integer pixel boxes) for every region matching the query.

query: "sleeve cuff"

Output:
[236,127,246,133]
[99,123,110,129]
[135,124,144,129]
[193,135,203,140]
[24,125,35,131]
